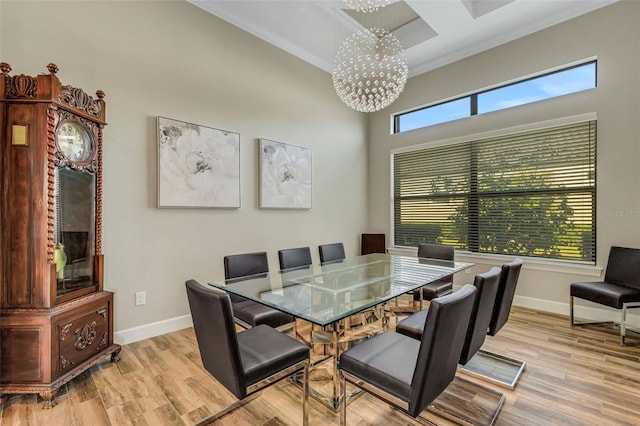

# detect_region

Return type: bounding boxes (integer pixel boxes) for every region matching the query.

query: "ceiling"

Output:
[188,0,617,78]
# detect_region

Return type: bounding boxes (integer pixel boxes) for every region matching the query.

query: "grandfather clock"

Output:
[0,63,120,407]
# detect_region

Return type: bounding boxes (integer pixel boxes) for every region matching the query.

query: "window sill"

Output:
[387,246,603,278]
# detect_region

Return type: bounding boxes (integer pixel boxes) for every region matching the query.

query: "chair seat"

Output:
[238,324,309,386]
[571,281,640,309]
[396,309,428,340]
[339,331,418,401]
[413,279,453,301]
[233,300,294,328]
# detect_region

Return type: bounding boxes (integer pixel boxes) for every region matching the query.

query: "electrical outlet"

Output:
[135,291,146,306]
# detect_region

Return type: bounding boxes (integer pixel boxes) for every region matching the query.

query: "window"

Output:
[395,98,470,133]
[392,120,596,262]
[394,61,596,133]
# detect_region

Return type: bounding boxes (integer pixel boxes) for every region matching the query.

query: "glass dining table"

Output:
[209,253,473,410]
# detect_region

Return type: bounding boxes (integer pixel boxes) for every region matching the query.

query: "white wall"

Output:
[369,1,640,320]
[0,0,368,342]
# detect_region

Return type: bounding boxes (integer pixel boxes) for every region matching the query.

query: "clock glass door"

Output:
[54,166,97,297]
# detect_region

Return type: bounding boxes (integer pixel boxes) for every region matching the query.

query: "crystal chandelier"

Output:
[332,28,408,113]
[343,0,394,13]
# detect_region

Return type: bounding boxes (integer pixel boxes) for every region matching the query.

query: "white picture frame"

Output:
[157,116,240,208]
[259,138,312,209]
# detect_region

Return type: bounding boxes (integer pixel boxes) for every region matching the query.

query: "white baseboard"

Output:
[115,314,193,345]
[113,297,640,346]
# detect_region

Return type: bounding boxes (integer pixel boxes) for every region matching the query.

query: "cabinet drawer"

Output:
[56,302,111,373]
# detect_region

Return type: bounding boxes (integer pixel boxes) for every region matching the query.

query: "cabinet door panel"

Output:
[56,301,111,375]
[0,327,44,382]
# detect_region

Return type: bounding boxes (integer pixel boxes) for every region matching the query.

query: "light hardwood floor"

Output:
[1,306,639,425]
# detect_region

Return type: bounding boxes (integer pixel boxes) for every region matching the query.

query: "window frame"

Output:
[393,59,597,134]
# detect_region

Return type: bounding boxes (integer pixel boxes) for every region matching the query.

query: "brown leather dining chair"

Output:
[318,242,346,265]
[460,258,525,389]
[416,243,455,305]
[338,285,477,425]
[278,246,313,271]
[399,259,526,390]
[223,251,294,329]
[395,267,505,424]
[396,267,501,361]
[185,280,310,425]
[391,243,455,316]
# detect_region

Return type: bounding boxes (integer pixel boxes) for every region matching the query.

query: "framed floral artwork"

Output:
[259,138,312,209]
[157,117,240,208]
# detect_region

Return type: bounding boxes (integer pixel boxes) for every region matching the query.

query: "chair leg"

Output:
[340,371,347,426]
[194,392,261,426]
[302,362,309,426]
[621,305,627,346]
[569,296,575,325]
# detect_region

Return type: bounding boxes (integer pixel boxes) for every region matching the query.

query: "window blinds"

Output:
[393,121,596,262]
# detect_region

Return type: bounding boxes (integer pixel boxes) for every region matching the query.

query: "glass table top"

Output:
[209,253,473,326]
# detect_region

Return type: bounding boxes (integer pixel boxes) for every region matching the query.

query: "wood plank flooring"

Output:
[1,306,640,425]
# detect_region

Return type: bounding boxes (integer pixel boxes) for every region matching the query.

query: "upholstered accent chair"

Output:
[278,246,313,272]
[223,251,294,329]
[338,285,477,425]
[318,242,346,265]
[571,246,640,345]
[185,280,309,425]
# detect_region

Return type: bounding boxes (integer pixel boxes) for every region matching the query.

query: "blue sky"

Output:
[398,62,596,133]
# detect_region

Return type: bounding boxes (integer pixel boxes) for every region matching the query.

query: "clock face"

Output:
[56,122,92,162]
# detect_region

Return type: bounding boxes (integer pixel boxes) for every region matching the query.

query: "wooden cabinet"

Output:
[0,63,120,407]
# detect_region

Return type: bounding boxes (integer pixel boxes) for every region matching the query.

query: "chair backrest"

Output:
[409,284,477,417]
[459,267,502,365]
[319,242,346,264]
[604,246,640,290]
[278,247,312,271]
[185,280,246,399]
[488,258,523,336]
[224,251,269,280]
[417,243,454,261]
[361,233,385,255]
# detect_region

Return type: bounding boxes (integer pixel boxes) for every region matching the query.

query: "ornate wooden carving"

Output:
[60,355,71,370]
[96,123,103,255]
[59,85,102,118]
[46,106,57,263]
[97,332,108,351]
[96,308,107,318]
[3,74,38,98]
[60,323,72,340]
[74,322,97,350]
